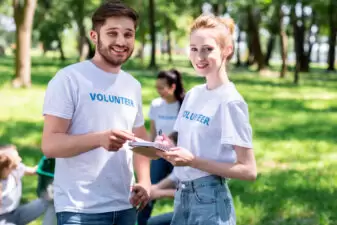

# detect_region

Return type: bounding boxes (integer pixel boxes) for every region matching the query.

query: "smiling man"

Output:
[41,1,151,224]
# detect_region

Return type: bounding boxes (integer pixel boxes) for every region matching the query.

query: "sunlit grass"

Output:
[0,56,336,224]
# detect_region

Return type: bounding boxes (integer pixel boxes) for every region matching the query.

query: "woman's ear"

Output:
[170,83,176,92]
[222,45,233,59]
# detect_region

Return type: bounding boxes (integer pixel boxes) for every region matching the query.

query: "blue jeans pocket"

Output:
[193,186,217,204]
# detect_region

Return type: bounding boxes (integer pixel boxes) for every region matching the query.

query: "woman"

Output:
[157,15,257,225]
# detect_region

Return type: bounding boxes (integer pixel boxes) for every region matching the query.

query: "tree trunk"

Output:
[57,33,66,61]
[212,3,225,16]
[245,33,255,66]
[86,36,95,59]
[165,17,172,63]
[264,35,275,66]
[12,0,37,88]
[139,32,145,64]
[291,6,301,84]
[278,4,288,78]
[75,0,88,61]
[316,41,320,63]
[247,5,265,71]
[301,12,317,72]
[327,0,337,71]
[236,29,242,67]
[148,0,156,68]
[78,24,89,61]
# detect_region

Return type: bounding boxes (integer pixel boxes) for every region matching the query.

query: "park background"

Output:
[0,0,336,224]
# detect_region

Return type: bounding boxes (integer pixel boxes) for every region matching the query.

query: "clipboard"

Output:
[129,141,170,159]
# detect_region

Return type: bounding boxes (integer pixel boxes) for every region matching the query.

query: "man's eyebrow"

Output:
[105,27,135,32]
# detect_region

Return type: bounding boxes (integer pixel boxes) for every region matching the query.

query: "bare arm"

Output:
[191,146,257,181]
[149,120,157,141]
[41,115,102,158]
[150,174,176,200]
[161,145,257,181]
[24,165,38,176]
[42,115,134,158]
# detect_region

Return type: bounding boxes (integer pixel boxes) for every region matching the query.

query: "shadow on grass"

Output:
[229,166,337,225]
[248,98,337,143]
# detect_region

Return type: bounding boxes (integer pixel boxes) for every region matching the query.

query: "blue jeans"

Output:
[56,208,136,225]
[137,158,173,225]
[170,175,236,225]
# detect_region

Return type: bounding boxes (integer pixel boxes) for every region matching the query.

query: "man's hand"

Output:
[129,183,150,211]
[100,130,135,151]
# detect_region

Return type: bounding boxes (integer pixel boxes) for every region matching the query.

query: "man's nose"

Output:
[115,34,126,46]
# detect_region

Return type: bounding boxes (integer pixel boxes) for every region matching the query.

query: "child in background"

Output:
[0,145,54,225]
[137,70,185,225]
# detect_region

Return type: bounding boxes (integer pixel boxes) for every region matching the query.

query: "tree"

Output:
[327,0,336,71]
[34,0,71,61]
[12,0,37,88]
[148,0,156,68]
[275,2,288,78]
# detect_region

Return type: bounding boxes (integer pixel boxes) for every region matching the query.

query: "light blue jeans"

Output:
[56,208,136,225]
[170,175,236,225]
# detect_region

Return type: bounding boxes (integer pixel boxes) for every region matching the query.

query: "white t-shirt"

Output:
[167,169,179,186]
[42,60,144,213]
[0,163,26,215]
[148,98,180,135]
[173,82,253,181]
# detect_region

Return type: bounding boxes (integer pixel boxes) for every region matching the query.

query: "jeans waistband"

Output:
[177,175,225,191]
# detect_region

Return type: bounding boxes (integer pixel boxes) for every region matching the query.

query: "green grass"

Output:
[1,55,337,225]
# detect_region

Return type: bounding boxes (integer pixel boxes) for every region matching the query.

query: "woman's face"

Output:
[155,78,176,100]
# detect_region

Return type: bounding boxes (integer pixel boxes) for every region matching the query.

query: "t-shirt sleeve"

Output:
[220,100,253,148]
[148,101,156,121]
[168,170,179,186]
[43,70,76,119]
[15,163,26,178]
[133,85,145,128]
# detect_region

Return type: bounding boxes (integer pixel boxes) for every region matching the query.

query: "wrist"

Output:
[96,131,107,148]
[189,156,199,168]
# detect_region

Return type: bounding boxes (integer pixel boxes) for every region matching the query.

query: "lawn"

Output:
[0,56,336,225]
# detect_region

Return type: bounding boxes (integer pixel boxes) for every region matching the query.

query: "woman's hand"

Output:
[154,134,175,148]
[157,147,195,166]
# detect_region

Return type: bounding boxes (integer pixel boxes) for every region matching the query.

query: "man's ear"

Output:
[89,30,98,45]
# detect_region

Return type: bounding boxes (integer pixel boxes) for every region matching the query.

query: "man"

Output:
[41,1,150,224]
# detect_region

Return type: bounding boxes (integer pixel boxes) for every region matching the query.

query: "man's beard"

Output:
[97,35,134,67]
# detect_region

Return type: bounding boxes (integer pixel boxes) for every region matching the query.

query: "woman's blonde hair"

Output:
[190,14,235,60]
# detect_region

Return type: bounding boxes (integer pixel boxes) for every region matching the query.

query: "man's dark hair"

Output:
[92,0,139,31]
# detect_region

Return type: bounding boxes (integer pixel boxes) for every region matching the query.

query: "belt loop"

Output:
[219,176,224,185]
[191,180,196,193]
